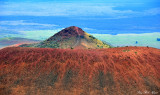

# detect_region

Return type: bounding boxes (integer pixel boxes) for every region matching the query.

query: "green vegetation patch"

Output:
[89,35,96,39]
[122,50,130,52]
[135,52,138,54]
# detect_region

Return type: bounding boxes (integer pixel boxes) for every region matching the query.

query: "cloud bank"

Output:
[0,20,58,27]
[0,2,160,19]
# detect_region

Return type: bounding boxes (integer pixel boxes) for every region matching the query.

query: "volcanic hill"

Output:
[20,26,111,49]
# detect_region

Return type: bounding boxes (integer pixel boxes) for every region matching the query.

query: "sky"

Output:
[0,0,160,34]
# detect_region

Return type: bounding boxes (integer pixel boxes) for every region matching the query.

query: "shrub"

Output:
[135,52,137,54]
[123,50,130,52]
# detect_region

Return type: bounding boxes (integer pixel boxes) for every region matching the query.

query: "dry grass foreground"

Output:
[0,47,160,95]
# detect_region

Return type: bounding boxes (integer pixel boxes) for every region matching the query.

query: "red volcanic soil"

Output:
[46,26,85,41]
[55,26,85,37]
[0,47,160,95]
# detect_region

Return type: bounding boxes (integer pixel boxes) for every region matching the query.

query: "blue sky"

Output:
[0,0,160,34]
[0,0,160,17]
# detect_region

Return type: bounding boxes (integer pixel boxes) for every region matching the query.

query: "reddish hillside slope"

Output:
[0,47,160,95]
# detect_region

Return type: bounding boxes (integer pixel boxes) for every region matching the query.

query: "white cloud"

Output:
[83,27,96,30]
[0,20,58,27]
[130,26,160,30]
[0,26,7,30]
[144,8,160,16]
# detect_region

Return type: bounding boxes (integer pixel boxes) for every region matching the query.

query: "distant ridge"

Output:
[20,26,111,49]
